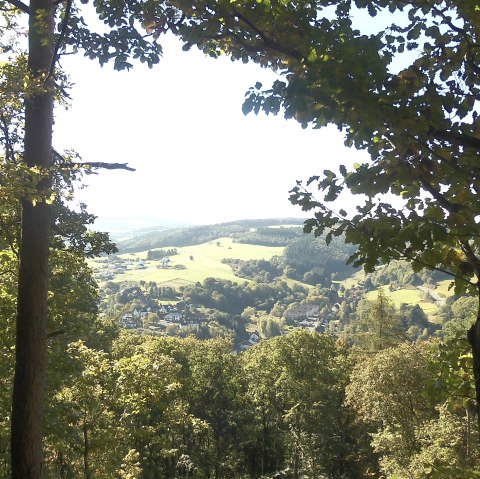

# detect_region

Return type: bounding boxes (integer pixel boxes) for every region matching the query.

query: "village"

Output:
[93,254,159,282]
[92,252,372,350]
[116,295,340,352]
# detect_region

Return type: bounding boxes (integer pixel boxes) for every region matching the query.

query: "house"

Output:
[119,313,141,329]
[165,312,183,323]
[238,331,262,352]
[160,257,170,268]
[298,320,313,328]
[331,303,341,314]
[248,331,261,344]
[285,304,320,321]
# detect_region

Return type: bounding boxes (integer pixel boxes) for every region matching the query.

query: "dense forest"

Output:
[2,261,479,478]
[2,208,475,477]
[118,219,306,253]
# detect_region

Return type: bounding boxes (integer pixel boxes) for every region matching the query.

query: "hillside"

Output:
[117,218,306,252]
[93,218,358,287]
[93,219,467,348]
[91,237,286,288]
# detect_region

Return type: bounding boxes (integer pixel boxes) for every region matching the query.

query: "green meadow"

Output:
[92,237,285,288]
[364,286,446,321]
[435,279,455,298]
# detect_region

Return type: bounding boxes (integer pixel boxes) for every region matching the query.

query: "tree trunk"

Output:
[82,416,91,479]
[10,0,55,475]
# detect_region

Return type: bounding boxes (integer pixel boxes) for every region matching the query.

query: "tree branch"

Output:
[45,0,72,82]
[47,329,65,339]
[232,10,304,61]
[6,0,29,13]
[431,128,480,151]
[461,241,480,281]
[395,246,476,287]
[0,113,15,162]
[70,162,136,172]
[52,150,136,172]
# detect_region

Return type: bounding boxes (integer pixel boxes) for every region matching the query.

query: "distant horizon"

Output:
[58,33,368,231]
[92,213,309,234]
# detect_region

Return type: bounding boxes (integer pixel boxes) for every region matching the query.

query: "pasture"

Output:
[365,287,441,319]
[92,237,285,288]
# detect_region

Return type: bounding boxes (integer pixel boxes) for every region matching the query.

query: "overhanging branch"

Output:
[232,10,304,61]
[6,0,29,13]
[70,162,136,172]
[52,150,136,172]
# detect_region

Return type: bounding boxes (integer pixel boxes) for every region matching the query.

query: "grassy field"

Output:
[435,279,455,298]
[92,237,285,288]
[339,270,365,289]
[365,287,441,319]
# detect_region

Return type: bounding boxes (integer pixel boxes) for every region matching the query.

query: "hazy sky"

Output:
[54,34,369,228]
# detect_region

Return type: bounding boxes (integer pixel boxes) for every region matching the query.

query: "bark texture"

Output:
[10,0,55,475]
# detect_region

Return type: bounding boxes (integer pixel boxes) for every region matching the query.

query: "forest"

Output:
[3,259,480,478]
[1,0,480,478]
[119,220,306,253]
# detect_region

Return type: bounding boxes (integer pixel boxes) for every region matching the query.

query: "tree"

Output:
[355,288,402,351]
[4,0,480,472]
[242,330,369,479]
[1,2,163,475]
[140,0,480,416]
[254,311,283,338]
[347,341,480,478]
[184,338,244,479]
[44,341,117,478]
[0,189,117,476]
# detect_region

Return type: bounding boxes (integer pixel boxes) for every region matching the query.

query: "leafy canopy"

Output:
[117,0,480,294]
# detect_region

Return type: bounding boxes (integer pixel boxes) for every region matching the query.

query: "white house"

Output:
[165,312,183,322]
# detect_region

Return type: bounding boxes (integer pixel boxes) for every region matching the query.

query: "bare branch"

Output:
[69,162,136,172]
[52,150,136,172]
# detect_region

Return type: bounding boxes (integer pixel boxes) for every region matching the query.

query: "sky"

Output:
[54,33,370,229]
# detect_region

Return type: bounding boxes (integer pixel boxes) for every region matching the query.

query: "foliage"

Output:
[347,341,480,478]
[221,257,283,283]
[137,0,480,416]
[159,0,480,298]
[233,226,303,247]
[2,0,480,474]
[354,288,403,351]
[242,330,372,479]
[182,277,307,316]
[146,248,178,260]
[284,235,357,283]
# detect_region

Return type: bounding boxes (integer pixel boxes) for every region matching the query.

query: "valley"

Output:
[93,219,457,346]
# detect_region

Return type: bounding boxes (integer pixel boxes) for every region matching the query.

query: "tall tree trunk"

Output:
[10,0,55,475]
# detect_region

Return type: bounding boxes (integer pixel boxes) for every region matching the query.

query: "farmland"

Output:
[90,237,285,288]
